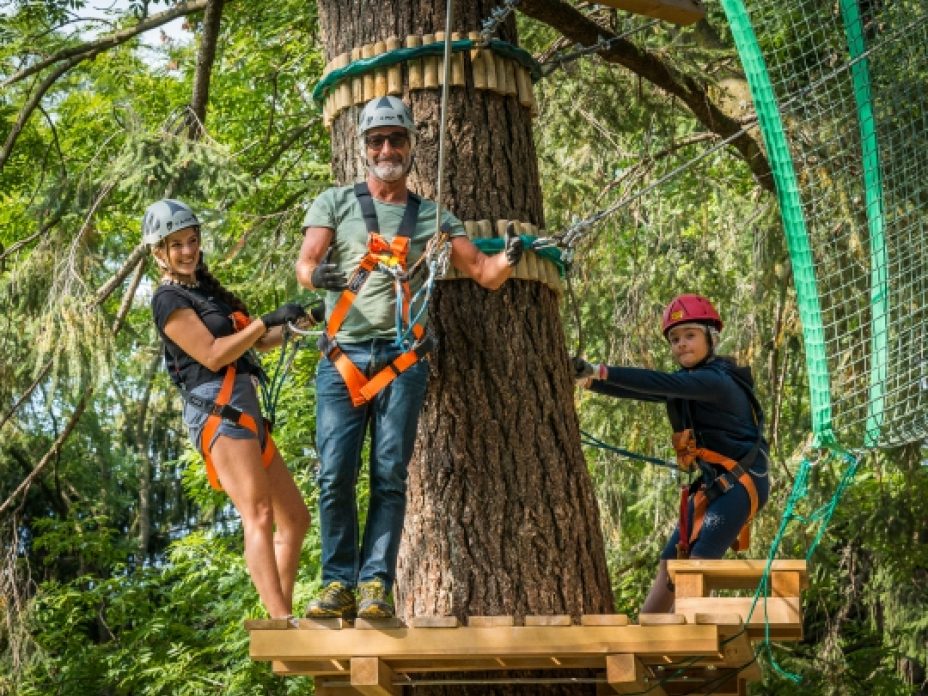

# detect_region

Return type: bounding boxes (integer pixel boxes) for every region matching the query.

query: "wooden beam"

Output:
[351,657,400,696]
[674,597,802,639]
[593,0,705,26]
[525,615,572,626]
[467,615,515,627]
[409,616,459,628]
[249,624,721,662]
[667,560,808,592]
[581,614,630,626]
[638,614,686,625]
[771,570,803,597]
[355,618,404,630]
[606,654,668,695]
[674,572,706,598]
[693,614,760,680]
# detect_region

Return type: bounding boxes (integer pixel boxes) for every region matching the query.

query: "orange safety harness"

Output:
[165,289,277,491]
[672,371,764,558]
[318,182,433,407]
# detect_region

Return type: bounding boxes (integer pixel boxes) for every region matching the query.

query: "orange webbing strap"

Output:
[327,253,380,335]
[680,448,759,556]
[326,337,427,407]
[200,364,277,491]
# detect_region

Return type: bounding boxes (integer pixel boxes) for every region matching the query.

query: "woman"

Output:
[144,198,310,622]
[573,294,769,613]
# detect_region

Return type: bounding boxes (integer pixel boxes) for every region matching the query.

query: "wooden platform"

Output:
[247,560,807,694]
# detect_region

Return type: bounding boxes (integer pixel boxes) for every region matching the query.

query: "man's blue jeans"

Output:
[315,339,429,592]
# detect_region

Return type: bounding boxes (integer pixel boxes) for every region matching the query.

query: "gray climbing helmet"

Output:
[141,199,200,245]
[357,96,417,139]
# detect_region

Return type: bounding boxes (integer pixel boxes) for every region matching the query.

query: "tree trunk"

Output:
[316,2,613,692]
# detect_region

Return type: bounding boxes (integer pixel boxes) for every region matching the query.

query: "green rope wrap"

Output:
[471,235,566,277]
[311,39,544,105]
[839,0,889,448]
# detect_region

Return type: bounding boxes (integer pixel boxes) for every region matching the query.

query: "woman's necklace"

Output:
[163,276,200,289]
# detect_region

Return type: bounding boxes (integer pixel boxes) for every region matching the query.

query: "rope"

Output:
[539,20,661,78]
[433,2,454,243]
[742,445,861,684]
[579,429,678,470]
[258,328,305,429]
[311,38,543,104]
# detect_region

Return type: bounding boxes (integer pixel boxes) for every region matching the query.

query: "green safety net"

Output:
[722,0,928,450]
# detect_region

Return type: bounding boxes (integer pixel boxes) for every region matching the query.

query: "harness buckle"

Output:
[348,268,370,293]
[412,333,435,359]
[317,332,339,357]
[214,403,244,423]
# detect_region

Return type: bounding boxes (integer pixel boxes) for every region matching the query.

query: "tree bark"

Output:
[316,2,613,693]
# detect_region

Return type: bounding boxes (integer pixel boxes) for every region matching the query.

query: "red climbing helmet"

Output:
[661,294,723,336]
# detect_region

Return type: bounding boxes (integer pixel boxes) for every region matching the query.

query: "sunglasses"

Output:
[365,132,410,149]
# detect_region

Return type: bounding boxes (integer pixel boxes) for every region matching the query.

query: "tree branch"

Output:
[0,245,148,435]
[519,0,773,191]
[187,0,226,139]
[2,0,210,89]
[0,390,91,517]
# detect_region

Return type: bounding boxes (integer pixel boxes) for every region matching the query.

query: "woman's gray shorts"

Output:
[182,374,268,453]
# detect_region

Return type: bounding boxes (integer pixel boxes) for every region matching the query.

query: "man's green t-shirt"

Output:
[303,184,466,342]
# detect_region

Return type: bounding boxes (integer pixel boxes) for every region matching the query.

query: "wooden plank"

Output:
[355,618,405,630]
[667,559,808,592]
[273,656,612,676]
[468,615,515,627]
[581,614,630,626]
[249,624,720,662]
[409,616,459,628]
[351,657,400,696]
[298,617,347,630]
[525,615,572,627]
[606,654,668,695]
[273,659,350,676]
[638,614,686,625]
[244,618,292,630]
[593,0,705,26]
[675,597,802,639]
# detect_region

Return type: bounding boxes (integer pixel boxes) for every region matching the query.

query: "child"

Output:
[573,294,769,613]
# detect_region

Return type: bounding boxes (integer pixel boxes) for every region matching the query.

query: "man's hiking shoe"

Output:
[357,579,394,619]
[304,581,356,619]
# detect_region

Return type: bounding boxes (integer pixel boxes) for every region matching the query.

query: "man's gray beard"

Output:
[369,156,407,182]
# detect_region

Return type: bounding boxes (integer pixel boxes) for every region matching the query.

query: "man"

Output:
[296,96,523,619]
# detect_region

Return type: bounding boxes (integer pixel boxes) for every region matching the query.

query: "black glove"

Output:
[308,300,326,324]
[504,222,524,267]
[261,302,307,329]
[311,250,348,291]
[571,357,597,382]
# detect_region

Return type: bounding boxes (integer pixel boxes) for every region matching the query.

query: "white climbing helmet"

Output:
[141,199,200,245]
[357,96,417,145]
